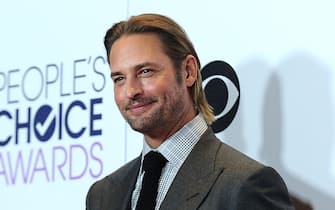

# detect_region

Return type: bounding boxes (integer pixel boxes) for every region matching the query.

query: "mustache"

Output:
[125,96,158,110]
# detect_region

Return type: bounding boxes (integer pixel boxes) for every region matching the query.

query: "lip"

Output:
[126,101,154,115]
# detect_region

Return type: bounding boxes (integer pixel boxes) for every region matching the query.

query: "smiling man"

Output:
[86,14,294,210]
[110,33,198,148]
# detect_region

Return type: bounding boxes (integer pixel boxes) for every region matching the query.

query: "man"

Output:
[86,13,294,210]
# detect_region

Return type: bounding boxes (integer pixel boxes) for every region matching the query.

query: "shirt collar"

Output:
[142,114,208,167]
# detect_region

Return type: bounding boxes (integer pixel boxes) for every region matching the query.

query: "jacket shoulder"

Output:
[86,156,141,210]
[203,130,293,209]
[202,128,264,174]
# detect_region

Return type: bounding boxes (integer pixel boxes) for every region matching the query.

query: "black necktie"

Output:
[135,151,168,210]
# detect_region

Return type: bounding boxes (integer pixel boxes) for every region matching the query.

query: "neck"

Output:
[144,111,197,149]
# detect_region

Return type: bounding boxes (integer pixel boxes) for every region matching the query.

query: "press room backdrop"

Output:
[1,1,334,209]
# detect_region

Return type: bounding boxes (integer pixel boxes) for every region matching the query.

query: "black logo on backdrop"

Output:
[201,60,240,133]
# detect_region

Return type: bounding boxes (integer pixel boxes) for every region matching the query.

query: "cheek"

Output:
[144,79,172,95]
[113,88,124,105]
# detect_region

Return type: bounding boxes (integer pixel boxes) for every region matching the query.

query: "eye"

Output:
[113,76,125,84]
[142,69,151,73]
[138,69,154,77]
[201,60,240,133]
[202,75,239,119]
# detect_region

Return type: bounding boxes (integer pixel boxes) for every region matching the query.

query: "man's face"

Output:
[109,33,193,137]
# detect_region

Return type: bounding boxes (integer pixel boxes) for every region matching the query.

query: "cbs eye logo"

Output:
[201,60,240,133]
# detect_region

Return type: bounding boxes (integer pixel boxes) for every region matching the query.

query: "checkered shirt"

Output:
[131,114,208,210]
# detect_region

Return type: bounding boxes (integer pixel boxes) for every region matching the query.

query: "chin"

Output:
[128,120,157,134]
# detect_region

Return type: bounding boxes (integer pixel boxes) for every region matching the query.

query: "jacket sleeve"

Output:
[233,167,295,210]
[86,180,104,210]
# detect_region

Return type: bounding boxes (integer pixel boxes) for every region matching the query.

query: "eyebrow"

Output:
[110,62,161,78]
[110,71,122,78]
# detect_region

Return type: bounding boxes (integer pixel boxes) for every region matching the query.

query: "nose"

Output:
[125,78,143,99]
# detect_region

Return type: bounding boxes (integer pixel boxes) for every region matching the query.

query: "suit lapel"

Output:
[102,157,141,210]
[160,129,224,210]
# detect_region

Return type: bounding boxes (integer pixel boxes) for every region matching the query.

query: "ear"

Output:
[183,55,198,87]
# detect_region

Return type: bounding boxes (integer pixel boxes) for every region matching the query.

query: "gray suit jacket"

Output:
[86,128,294,210]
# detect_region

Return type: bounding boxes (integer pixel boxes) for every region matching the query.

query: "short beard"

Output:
[126,92,184,135]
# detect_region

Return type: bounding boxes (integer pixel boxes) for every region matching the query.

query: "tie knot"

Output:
[143,151,167,172]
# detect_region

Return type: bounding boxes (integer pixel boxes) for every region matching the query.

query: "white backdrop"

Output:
[1,0,335,209]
